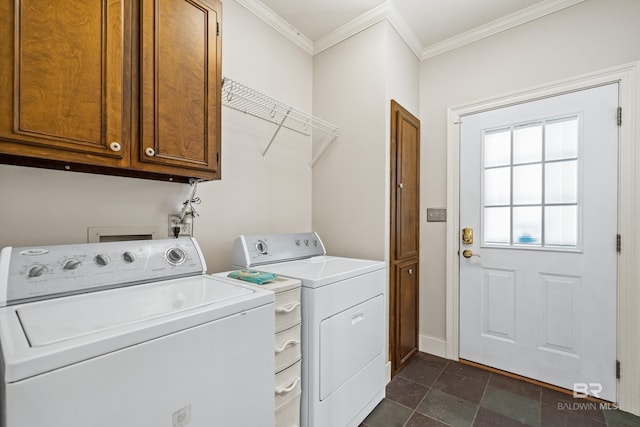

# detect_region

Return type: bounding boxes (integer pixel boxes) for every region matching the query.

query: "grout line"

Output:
[395,360,451,427]
[469,372,492,426]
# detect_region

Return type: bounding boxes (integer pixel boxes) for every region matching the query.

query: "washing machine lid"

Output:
[250,256,385,288]
[18,275,252,346]
[0,275,273,382]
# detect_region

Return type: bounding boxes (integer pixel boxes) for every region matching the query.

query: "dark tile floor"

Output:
[361,352,640,427]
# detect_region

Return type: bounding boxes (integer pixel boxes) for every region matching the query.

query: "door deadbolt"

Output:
[462,227,473,245]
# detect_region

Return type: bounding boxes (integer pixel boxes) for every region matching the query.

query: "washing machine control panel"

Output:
[0,238,206,306]
[232,232,326,267]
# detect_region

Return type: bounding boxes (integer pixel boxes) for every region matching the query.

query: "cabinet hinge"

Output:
[617,106,622,126]
[216,22,220,36]
[216,152,219,164]
[616,360,621,379]
[617,234,621,253]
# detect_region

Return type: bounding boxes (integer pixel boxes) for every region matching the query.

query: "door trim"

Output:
[445,62,640,413]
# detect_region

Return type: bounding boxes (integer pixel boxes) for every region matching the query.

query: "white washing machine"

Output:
[0,237,275,427]
[232,232,386,427]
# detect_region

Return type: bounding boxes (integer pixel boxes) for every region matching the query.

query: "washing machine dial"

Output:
[255,240,268,255]
[166,247,186,265]
[95,254,110,266]
[28,264,47,277]
[122,251,136,263]
[63,259,82,270]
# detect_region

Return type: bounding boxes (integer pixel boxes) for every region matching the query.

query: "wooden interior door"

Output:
[390,100,420,376]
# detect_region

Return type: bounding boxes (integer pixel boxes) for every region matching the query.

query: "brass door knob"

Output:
[462,249,480,258]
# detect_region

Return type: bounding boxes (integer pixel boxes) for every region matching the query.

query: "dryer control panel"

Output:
[232,232,326,267]
[0,237,206,306]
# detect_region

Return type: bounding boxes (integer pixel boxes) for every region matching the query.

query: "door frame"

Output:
[445,62,640,413]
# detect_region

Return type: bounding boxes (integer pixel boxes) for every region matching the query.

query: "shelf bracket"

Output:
[262,109,290,158]
[310,132,338,168]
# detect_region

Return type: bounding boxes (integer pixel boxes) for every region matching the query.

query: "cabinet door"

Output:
[394,105,420,260]
[138,0,221,180]
[0,0,128,166]
[394,260,419,371]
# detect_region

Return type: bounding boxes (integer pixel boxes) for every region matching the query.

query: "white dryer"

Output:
[0,237,275,427]
[232,232,386,427]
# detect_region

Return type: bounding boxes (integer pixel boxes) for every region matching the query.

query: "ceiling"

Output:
[249,0,583,58]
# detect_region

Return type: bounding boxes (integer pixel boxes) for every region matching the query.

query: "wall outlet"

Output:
[168,214,192,237]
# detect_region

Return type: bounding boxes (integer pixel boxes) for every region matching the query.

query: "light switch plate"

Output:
[427,208,446,222]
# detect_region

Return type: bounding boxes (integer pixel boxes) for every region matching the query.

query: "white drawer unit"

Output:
[261,277,302,427]
[218,273,302,427]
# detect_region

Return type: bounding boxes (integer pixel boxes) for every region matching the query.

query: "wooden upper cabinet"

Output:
[137,0,221,180]
[0,0,128,166]
[0,0,222,182]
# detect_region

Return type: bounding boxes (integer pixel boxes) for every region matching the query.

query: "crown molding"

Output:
[312,1,389,56]
[234,0,314,55]
[312,1,421,58]
[421,0,585,60]
[237,0,584,60]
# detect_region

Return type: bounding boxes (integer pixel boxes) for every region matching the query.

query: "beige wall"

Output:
[311,23,388,260]
[312,21,419,262]
[0,0,313,273]
[419,0,640,346]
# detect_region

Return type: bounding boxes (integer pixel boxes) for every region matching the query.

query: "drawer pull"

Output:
[275,376,300,395]
[275,339,300,354]
[275,301,300,313]
[351,312,364,325]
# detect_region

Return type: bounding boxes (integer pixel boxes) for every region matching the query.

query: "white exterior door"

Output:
[459,84,618,401]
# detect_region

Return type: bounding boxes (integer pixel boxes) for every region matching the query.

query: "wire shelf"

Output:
[222,77,338,165]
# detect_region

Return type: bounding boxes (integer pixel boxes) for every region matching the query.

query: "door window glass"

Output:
[513,123,542,164]
[484,129,511,167]
[482,115,579,249]
[484,207,510,244]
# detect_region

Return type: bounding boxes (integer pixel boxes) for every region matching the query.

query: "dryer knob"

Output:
[255,240,268,255]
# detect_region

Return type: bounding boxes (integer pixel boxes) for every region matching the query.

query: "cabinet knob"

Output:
[408,268,413,274]
[109,141,121,152]
[145,147,155,157]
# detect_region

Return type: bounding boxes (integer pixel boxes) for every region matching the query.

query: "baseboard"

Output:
[419,335,447,358]
[385,360,392,384]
